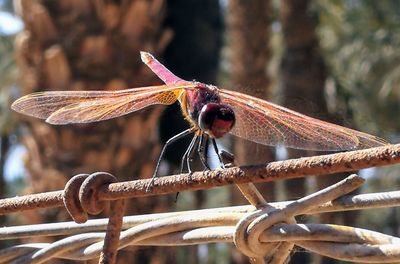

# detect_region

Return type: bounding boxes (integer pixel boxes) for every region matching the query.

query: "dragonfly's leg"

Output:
[147,127,195,191]
[180,141,190,174]
[211,138,225,169]
[186,135,200,174]
[180,134,199,174]
[219,149,235,165]
[198,134,210,170]
[176,133,199,202]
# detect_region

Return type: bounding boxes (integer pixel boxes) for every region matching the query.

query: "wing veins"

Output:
[13,84,196,123]
[219,88,386,150]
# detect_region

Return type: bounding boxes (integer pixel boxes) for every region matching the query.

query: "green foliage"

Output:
[317,0,400,135]
[313,0,400,239]
[0,35,17,135]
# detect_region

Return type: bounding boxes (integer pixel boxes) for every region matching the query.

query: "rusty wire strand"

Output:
[99,199,125,264]
[2,175,400,263]
[1,143,400,216]
[1,144,400,263]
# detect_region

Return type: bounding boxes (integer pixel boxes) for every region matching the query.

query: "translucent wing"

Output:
[219,89,388,151]
[12,84,196,124]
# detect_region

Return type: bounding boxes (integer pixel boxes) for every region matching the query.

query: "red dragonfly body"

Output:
[180,83,235,139]
[12,52,388,180]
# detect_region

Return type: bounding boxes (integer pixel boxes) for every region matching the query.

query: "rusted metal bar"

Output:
[3,175,400,263]
[99,199,125,264]
[0,144,399,215]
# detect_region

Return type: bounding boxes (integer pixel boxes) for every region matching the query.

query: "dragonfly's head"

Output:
[198,103,235,138]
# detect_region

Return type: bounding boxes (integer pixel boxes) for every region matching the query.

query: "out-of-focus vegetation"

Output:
[0,0,26,242]
[316,0,400,240]
[317,1,400,137]
[0,36,17,134]
[0,0,22,193]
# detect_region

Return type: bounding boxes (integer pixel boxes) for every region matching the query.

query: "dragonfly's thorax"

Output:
[182,83,235,138]
[185,84,221,123]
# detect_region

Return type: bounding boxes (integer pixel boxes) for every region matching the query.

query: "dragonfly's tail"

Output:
[140,51,189,86]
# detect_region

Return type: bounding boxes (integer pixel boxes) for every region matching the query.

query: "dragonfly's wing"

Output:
[12,84,195,124]
[219,89,388,151]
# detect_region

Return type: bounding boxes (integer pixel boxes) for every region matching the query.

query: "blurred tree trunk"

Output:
[0,135,8,207]
[280,0,326,198]
[161,0,222,181]
[0,135,9,249]
[228,1,274,263]
[14,0,222,263]
[161,1,223,263]
[14,0,172,263]
[280,1,354,263]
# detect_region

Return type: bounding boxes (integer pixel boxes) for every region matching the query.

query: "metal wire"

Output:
[1,175,400,263]
[1,144,400,263]
[1,143,400,215]
[2,189,400,241]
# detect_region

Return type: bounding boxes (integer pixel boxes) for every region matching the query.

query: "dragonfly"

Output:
[12,52,388,189]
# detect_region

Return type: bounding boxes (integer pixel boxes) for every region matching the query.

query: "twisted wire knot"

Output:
[63,172,117,223]
[234,206,297,258]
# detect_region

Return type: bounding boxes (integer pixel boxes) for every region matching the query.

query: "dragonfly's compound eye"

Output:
[198,103,235,138]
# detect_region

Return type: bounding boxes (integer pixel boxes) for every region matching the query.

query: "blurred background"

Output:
[1,0,400,263]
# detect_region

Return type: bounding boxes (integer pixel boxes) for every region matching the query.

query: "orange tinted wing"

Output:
[12,84,195,124]
[219,89,387,151]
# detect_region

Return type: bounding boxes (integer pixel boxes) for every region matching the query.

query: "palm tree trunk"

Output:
[14,0,223,262]
[228,0,275,198]
[15,1,171,263]
[280,1,353,263]
[162,1,223,263]
[228,0,274,263]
